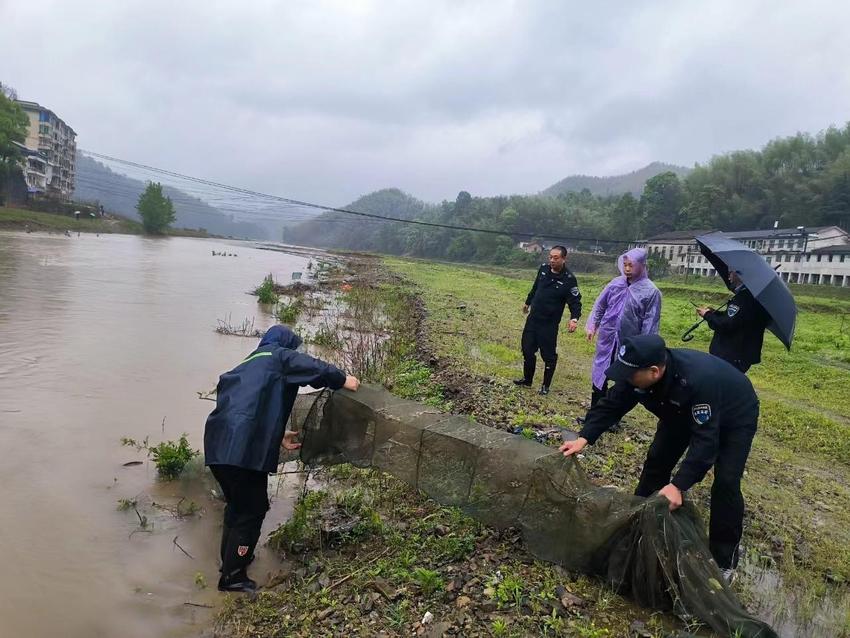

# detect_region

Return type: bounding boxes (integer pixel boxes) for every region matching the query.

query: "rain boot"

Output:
[218,523,261,593]
[218,524,230,572]
[540,361,556,395]
[513,359,536,387]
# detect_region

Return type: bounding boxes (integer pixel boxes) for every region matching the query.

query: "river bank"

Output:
[0,206,211,237]
[212,253,850,637]
[211,256,700,638]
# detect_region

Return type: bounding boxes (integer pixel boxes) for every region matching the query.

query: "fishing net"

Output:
[290,385,777,638]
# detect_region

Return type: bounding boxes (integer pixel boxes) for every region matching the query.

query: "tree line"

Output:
[289,122,850,264]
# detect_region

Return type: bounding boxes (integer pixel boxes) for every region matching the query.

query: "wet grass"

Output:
[384,256,850,635]
[214,260,687,637]
[215,465,680,638]
[0,206,143,234]
[0,206,211,237]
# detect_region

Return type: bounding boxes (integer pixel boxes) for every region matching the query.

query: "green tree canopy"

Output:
[137,182,176,234]
[0,89,28,181]
[640,171,684,234]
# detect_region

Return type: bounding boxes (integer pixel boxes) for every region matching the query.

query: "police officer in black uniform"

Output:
[514,246,582,395]
[560,334,759,581]
[696,270,770,373]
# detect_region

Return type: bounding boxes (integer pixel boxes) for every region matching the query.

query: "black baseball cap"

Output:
[605,334,668,383]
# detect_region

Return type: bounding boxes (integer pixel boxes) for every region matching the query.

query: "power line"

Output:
[78,149,632,246]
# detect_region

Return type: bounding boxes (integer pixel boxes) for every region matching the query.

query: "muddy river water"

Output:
[0,231,309,637]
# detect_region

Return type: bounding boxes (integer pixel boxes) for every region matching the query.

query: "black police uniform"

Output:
[520,264,582,388]
[578,344,759,570]
[704,285,770,373]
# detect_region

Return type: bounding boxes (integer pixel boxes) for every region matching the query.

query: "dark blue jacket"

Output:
[204,326,347,473]
[578,348,759,491]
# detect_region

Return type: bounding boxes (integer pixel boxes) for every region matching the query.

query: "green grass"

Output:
[219,465,678,638]
[383,256,850,623]
[0,206,143,234]
[0,205,211,237]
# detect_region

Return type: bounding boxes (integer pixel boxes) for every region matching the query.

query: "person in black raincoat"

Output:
[696,270,770,373]
[204,325,360,592]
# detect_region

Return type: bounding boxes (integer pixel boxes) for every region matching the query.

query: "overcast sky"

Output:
[3,0,849,208]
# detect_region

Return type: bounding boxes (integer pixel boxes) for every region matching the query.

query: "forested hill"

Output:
[288,123,850,265]
[285,188,430,252]
[75,154,268,239]
[542,161,691,198]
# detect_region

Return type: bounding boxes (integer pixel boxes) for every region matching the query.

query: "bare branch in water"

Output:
[173,535,195,559]
[215,313,263,338]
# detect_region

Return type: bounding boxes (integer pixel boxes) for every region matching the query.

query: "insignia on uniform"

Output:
[727,304,740,317]
[619,345,626,357]
[571,287,580,296]
[692,404,712,425]
[237,545,250,557]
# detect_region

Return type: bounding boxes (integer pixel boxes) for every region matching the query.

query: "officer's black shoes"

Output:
[513,378,533,387]
[539,385,550,395]
[218,569,258,593]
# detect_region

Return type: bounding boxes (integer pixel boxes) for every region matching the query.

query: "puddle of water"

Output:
[743,562,850,637]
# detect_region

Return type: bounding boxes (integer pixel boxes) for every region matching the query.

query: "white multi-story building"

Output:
[639,226,850,287]
[15,99,76,198]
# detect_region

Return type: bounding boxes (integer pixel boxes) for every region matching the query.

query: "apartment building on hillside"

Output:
[15,99,76,198]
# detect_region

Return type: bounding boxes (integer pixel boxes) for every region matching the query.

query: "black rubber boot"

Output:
[541,361,556,394]
[218,525,230,572]
[218,568,257,593]
[514,359,536,386]
[538,385,550,395]
[219,521,262,592]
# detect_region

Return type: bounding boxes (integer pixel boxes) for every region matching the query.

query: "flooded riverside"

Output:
[0,231,310,637]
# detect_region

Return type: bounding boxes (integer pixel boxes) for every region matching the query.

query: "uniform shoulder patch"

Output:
[692,403,712,425]
[571,286,580,296]
[727,304,740,317]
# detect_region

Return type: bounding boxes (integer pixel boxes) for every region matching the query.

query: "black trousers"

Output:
[731,359,751,374]
[590,383,608,408]
[521,318,559,384]
[210,465,269,577]
[634,420,756,570]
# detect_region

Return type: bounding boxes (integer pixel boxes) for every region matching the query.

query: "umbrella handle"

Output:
[681,319,703,342]
[680,298,733,342]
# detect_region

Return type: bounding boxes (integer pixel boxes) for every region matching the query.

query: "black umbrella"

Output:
[686,232,797,350]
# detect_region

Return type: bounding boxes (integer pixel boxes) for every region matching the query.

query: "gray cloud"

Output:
[2,0,849,211]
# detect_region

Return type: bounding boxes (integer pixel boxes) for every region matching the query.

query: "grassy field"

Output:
[214,262,696,638]
[214,256,849,637]
[384,256,850,634]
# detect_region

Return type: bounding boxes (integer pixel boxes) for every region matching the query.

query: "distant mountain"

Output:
[541,162,691,198]
[74,154,269,239]
[286,188,431,250]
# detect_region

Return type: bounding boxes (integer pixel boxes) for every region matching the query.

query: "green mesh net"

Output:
[292,385,776,638]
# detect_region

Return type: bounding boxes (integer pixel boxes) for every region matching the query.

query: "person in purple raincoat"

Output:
[585,248,662,407]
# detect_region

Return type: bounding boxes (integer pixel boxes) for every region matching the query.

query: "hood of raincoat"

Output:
[617,247,649,282]
[258,324,302,350]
